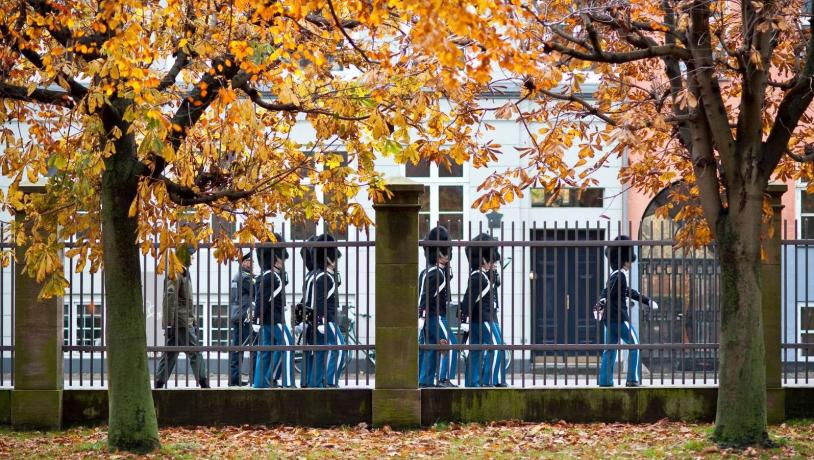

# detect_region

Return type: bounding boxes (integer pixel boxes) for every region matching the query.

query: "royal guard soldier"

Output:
[302,234,346,388]
[418,226,457,387]
[460,233,498,387]
[253,233,295,388]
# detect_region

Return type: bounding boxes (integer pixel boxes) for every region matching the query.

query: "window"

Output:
[210,304,230,346]
[800,188,814,239]
[289,151,353,240]
[438,185,464,239]
[419,186,431,237]
[531,187,604,208]
[212,214,236,241]
[75,303,103,346]
[290,187,318,240]
[406,159,430,178]
[63,304,70,346]
[405,157,466,239]
[799,303,814,360]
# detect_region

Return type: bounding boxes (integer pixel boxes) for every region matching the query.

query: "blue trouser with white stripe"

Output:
[304,322,346,388]
[486,321,506,386]
[438,317,459,382]
[598,321,641,386]
[465,321,494,387]
[419,315,455,385]
[254,323,295,388]
[272,323,296,387]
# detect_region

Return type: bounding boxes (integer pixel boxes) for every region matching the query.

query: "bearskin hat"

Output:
[424,226,453,265]
[466,233,498,271]
[314,233,341,269]
[605,235,637,270]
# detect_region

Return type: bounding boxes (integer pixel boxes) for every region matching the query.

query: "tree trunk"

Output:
[101,126,160,452]
[713,201,769,446]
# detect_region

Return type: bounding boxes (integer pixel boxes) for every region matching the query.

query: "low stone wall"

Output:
[1,387,812,428]
[421,388,718,425]
[60,389,372,427]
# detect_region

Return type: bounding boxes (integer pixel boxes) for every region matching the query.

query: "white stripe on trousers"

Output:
[623,321,640,382]
[489,322,499,382]
[329,322,342,386]
[624,321,640,383]
[282,324,293,387]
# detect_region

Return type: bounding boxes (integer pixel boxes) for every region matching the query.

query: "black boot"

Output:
[199,378,210,389]
[155,380,166,389]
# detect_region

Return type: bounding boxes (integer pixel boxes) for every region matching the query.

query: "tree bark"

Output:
[713,196,769,446]
[101,122,160,452]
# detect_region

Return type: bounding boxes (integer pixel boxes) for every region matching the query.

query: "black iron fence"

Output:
[1,220,813,388]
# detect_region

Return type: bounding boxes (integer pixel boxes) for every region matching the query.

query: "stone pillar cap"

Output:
[383,176,424,194]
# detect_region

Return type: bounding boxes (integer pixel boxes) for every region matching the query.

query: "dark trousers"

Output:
[229,321,256,385]
[155,326,208,386]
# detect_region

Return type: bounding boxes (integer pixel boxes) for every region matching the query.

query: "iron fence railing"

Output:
[1,220,813,388]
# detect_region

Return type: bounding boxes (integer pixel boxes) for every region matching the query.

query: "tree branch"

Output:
[150,57,244,179]
[239,83,369,121]
[528,84,617,126]
[304,12,361,30]
[157,2,196,91]
[25,0,110,61]
[686,1,737,185]
[326,0,373,64]
[543,40,691,63]
[787,144,814,162]
[761,14,814,177]
[0,24,88,99]
[0,81,75,107]
[735,0,771,183]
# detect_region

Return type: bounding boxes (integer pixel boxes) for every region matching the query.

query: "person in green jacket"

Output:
[155,244,210,388]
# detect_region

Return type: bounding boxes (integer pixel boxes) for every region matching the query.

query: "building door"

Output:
[532,229,604,355]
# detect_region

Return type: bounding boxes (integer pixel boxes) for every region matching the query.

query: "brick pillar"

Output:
[12,185,63,430]
[762,183,786,424]
[372,178,423,428]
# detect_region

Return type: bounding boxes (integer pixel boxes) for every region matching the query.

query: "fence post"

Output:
[11,185,63,430]
[762,183,786,424]
[372,177,423,428]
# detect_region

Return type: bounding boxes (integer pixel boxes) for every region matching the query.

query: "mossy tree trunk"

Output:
[101,109,160,453]
[712,192,769,446]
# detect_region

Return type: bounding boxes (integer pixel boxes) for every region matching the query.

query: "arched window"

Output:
[638,182,718,372]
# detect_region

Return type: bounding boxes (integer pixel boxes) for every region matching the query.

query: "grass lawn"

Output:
[0,420,812,459]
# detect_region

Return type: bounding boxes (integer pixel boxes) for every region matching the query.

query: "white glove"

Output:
[317,324,325,334]
[459,322,470,333]
[251,323,261,334]
[418,318,425,331]
[294,323,304,335]
[650,300,659,311]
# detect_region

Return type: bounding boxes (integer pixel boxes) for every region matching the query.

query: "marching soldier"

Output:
[229,250,255,386]
[303,233,346,388]
[296,235,318,388]
[253,233,294,388]
[155,244,209,389]
[418,226,457,387]
[460,233,498,387]
[486,245,508,387]
[598,235,658,387]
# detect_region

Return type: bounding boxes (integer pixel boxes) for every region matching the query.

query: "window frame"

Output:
[797,302,814,362]
[797,184,814,239]
[403,159,468,239]
[289,150,353,240]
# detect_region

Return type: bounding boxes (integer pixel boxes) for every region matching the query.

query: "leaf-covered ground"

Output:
[1,420,812,459]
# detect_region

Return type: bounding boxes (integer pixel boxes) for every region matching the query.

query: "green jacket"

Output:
[163,268,196,329]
